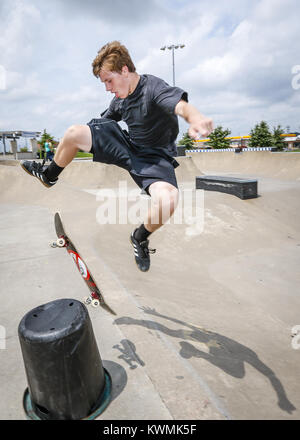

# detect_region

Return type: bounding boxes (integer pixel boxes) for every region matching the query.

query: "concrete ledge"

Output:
[196,175,258,199]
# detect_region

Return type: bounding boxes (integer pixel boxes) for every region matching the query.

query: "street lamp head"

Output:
[163,44,185,50]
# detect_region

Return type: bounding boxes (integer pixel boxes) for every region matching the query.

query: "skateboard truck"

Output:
[83,292,101,308]
[50,236,67,249]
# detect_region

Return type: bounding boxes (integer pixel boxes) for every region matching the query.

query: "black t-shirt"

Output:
[101,74,188,157]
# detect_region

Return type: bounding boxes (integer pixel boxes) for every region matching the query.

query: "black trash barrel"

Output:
[18,298,108,420]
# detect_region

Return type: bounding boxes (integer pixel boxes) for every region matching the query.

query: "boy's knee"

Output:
[63,125,92,151]
[151,183,179,210]
[64,125,82,143]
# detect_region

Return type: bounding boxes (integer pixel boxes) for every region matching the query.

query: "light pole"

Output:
[160,44,185,86]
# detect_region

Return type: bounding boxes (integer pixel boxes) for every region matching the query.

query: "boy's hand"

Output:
[175,100,214,139]
[188,117,214,139]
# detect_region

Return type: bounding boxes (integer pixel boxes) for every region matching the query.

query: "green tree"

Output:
[39,129,55,145]
[272,125,285,150]
[178,131,194,149]
[206,126,231,149]
[249,121,273,148]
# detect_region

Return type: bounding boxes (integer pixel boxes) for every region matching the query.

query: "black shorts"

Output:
[87,118,179,195]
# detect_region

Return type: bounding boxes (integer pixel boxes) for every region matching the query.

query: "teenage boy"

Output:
[21,41,213,271]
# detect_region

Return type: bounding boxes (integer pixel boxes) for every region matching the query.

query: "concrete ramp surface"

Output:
[0,151,300,420]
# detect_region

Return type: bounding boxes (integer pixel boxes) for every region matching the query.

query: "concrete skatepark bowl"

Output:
[0,151,300,420]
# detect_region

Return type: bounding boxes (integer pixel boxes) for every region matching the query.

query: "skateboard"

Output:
[51,212,116,315]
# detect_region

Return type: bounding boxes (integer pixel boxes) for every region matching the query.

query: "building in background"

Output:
[0,131,41,159]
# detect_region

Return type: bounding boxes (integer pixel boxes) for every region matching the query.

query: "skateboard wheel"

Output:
[83,296,92,305]
[91,299,100,308]
[57,237,66,247]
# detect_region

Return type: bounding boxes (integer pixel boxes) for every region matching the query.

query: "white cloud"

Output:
[54,85,103,104]
[3,71,41,101]
[0,1,41,68]
[182,53,242,88]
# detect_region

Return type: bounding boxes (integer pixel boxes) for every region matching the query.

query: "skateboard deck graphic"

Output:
[52,212,116,315]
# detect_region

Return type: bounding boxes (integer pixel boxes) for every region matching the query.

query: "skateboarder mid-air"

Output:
[21,41,213,272]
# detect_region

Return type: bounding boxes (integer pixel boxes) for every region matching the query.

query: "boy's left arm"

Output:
[175,100,213,139]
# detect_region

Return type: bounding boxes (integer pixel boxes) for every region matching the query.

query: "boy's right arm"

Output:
[175,100,213,139]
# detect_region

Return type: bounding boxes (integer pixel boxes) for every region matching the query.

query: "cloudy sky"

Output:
[0,0,299,147]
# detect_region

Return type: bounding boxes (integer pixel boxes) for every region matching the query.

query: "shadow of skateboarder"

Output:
[114,307,296,415]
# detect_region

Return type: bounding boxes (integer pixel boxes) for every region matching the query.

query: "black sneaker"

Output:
[130,230,156,272]
[20,160,57,188]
